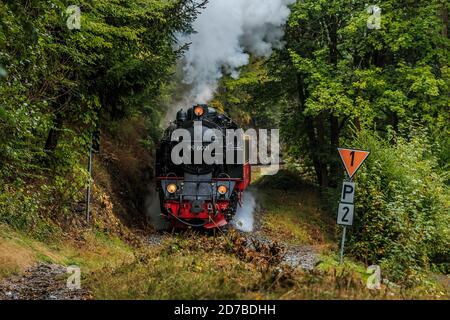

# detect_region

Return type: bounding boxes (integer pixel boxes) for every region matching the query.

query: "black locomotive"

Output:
[155,105,251,229]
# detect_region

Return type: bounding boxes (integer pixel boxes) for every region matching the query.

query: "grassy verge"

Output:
[0,223,134,282]
[256,189,334,246]
[86,233,448,300]
[85,179,448,300]
[0,167,447,300]
[1,213,447,299]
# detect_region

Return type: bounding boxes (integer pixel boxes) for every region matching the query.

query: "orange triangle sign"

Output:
[338,148,370,179]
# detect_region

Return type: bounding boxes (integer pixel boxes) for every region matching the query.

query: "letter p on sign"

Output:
[341,182,355,204]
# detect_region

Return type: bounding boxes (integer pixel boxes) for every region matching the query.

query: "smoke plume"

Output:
[176,0,295,105]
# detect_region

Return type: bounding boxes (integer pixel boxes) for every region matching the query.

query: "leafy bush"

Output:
[347,129,449,284]
[0,184,59,241]
[0,0,203,238]
[254,169,315,191]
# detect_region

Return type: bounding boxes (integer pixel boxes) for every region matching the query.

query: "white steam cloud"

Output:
[231,191,256,233]
[177,0,295,104]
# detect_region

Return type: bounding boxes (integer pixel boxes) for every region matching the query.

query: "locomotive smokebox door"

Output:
[191,200,204,213]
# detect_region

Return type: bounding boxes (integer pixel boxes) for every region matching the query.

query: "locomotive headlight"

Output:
[217,185,228,195]
[194,106,204,117]
[167,184,178,194]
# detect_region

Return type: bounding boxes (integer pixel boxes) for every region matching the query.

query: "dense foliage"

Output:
[0,0,204,237]
[351,130,449,281]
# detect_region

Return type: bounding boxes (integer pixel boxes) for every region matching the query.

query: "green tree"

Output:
[0,0,206,233]
[279,0,449,187]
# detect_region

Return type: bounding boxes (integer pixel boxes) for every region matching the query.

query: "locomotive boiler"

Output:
[155,105,251,229]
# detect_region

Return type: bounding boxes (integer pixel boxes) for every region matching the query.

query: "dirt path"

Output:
[242,231,318,270]
[242,192,319,270]
[0,263,90,300]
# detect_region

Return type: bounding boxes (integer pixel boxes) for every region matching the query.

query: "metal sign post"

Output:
[337,178,355,264]
[85,137,93,222]
[337,148,370,264]
[339,225,347,264]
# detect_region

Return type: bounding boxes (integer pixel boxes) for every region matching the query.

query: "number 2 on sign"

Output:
[338,203,354,226]
[341,207,350,223]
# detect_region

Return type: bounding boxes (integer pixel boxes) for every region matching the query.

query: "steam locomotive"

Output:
[155,105,251,229]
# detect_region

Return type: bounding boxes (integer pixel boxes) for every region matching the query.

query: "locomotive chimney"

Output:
[176,109,187,125]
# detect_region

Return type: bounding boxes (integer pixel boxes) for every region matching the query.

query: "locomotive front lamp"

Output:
[167,183,178,194]
[217,185,228,195]
[194,106,204,117]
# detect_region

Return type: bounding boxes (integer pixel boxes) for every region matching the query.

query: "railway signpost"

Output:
[337,148,370,264]
[337,202,354,226]
[338,148,370,179]
[341,181,355,204]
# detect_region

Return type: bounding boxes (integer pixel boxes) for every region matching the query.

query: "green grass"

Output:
[90,249,261,300]
[84,173,448,300]
[257,189,335,246]
[0,223,134,281]
[1,220,446,300]
[85,234,449,300]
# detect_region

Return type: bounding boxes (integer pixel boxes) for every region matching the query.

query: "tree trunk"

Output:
[315,113,329,187]
[44,93,69,154]
[328,15,338,66]
[327,14,340,187]
[329,114,340,187]
[390,111,399,144]
[44,112,63,153]
[296,73,328,187]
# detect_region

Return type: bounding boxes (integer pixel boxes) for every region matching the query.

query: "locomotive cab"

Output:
[155,105,251,229]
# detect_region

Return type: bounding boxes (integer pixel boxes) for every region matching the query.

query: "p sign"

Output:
[341,182,355,204]
[337,203,354,226]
